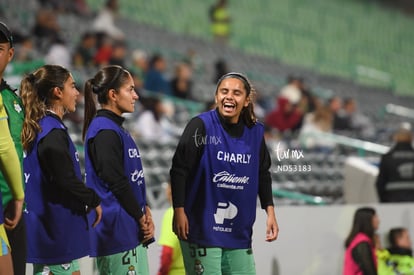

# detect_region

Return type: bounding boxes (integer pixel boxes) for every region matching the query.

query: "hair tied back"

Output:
[27,73,36,84]
[91,81,100,94]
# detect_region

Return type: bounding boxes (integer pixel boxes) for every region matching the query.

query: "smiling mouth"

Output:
[223,102,235,111]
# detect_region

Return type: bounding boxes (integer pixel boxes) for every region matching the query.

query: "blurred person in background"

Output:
[299,102,335,152]
[32,9,61,53]
[387,227,414,274]
[170,62,193,100]
[373,234,394,275]
[130,49,148,92]
[343,207,379,275]
[131,96,179,143]
[108,39,127,67]
[342,97,375,139]
[93,33,113,68]
[209,0,231,44]
[213,58,229,84]
[285,75,317,115]
[376,122,414,202]
[72,31,97,69]
[13,35,39,62]
[91,0,124,40]
[264,92,303,136]
[144,53,171,96]
[0,21,26,275]
[157,182,185,275]
[44,35,71,69]
[328,96,350,132]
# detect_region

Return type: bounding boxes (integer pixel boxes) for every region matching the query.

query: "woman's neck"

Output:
[47,105,64,119]
[101,104,122,116]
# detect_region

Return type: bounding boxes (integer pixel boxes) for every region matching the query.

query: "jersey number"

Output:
[189,244,207,257]
[122,248,138,265]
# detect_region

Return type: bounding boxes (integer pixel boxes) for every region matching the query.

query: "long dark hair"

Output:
[215,72,257,128]
[344,207,377,248]
[20,64,71,151]
[82,65,131,140]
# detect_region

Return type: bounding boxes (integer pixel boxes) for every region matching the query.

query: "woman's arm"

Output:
[0,114,24,229]
[38,129,100,208]
[351,242,377,275]
[89,129,143,222]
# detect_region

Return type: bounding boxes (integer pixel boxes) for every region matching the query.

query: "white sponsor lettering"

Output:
[217,151,251,164]
[213,171,249,184]
[128,148,141,159]
[131,169,144,184]
[24,173,30,184]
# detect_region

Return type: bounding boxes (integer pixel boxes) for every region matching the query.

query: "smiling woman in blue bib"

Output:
[170,72,280,275]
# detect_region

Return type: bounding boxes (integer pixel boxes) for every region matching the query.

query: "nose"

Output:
[133,90,139,100]
[225,92,234,99]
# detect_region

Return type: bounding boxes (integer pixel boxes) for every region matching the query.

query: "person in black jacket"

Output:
[376,122,414,202]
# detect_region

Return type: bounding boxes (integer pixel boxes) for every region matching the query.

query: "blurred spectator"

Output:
[108,39,127,67]
[72,0,92,16]
[170,62,193,100]
[131,97,178,143]
[328,96,350,131]
[157,183,185,275]
[279,84,302,108]
[343,97,375,139]
[130,49,148,91]
[343,207,379,275]
[32,9,61,53]
[183,48,204,75]
[72,31,97,69]
[213,58,228,83]
[209,0,231,44]
[144,53,171,95]
[265,95,303,135]
[13,35,39,62]
[374,233,394,275]
[387,227,414,274]
[44,35,71,68]
[299,103,335,151]
[286,75,317,114]
[376,122,414,202]
[37,0,91,16]
[93,33,113,67]
[91,0,124,40]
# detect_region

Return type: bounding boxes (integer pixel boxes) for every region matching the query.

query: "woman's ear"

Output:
[244,95,251,107]
[53,87,63,99]
[108,88,117,102]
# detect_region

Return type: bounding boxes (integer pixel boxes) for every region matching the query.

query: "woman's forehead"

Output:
[218,77,246,89]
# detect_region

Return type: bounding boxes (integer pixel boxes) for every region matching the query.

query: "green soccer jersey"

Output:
[0,86,24,208]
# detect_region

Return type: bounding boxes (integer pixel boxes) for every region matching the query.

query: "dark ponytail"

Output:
[82,65,131,140]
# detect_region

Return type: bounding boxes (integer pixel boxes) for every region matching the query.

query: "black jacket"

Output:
[376,142,414,202]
